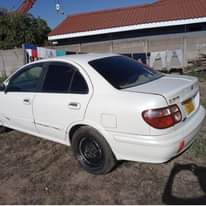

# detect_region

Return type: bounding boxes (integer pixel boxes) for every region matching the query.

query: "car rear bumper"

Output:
[109,105,206,163]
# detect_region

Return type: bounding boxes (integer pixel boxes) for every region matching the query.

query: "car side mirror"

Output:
[0,83,9,94]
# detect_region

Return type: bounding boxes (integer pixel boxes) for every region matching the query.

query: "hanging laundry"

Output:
[32,49,37,59]
[56,50,66,57]
[25,44,38,62]
[26,49,32,58]
[175,49,183,67]
[160,51,167,68]
[150,51,166,69]
[37,47,47,59]
[150,51,170,70]
[166,50,173,66]
[46,49,56,58]
[149,52,158,68]
[24,43,36,50]
[25,49,33,63]
[167,49,183,69]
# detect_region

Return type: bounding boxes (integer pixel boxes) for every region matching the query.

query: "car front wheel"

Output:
[71,126,117,175]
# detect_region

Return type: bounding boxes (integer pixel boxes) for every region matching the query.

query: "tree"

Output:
[0,12,51,49]
[0,8,8,16]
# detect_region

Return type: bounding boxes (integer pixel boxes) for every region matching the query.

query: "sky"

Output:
[0,0,155,29]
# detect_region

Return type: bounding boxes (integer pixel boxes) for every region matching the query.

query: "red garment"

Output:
[32,49,37,58]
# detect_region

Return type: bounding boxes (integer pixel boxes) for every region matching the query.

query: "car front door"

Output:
[33,61,92,142]
[0,63,45,134]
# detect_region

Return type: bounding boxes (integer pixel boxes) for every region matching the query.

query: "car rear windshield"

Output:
[89,56,163,89]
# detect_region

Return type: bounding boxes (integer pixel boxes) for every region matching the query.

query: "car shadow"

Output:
[162,163,206,205]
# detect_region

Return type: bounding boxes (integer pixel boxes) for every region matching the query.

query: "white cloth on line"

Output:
[175,49,183,67]
[149,52,158,67]
[26,49,32,57]
[46,49,56,58]
[37,47,46,58]
[160,51,166,68]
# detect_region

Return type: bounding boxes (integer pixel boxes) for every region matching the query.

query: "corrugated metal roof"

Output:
[49,0,206,37]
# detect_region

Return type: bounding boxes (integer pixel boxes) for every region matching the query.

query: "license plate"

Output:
[183,99,195,114]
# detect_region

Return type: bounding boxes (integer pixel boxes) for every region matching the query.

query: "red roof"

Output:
[49,0,206,37]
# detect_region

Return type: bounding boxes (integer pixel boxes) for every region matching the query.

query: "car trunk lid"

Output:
[124,74,200,118]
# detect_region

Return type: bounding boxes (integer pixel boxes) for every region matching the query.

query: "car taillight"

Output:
[142,104,182,129]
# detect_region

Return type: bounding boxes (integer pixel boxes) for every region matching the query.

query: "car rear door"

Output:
[33,61,92,142]
[0,63,45,133]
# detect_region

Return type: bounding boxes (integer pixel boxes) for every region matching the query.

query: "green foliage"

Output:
[0,73,7,83]
[187,137,206,159]
[187,70,206,82]
[0,12,51,49]
[0,8,8,16]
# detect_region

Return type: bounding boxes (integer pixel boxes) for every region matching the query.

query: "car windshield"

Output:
[89,56,163,89]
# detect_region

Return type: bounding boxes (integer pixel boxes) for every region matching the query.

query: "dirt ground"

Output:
[0,82,206,204]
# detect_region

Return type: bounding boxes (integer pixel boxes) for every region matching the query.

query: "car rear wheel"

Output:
[71,126,117,175]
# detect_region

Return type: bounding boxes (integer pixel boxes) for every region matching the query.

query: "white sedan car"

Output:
[0,54,205,174]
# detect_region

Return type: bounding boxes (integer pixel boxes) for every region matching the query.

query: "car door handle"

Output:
[23,99,31,105]
[68,102,81,110]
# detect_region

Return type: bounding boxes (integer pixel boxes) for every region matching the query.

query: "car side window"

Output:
[70,71,89,94]
[42,62,75,93]
[7,65,44,92]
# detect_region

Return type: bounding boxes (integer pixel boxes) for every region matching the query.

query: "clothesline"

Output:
[24,44,66,63]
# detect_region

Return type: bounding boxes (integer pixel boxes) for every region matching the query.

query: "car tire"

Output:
[71,126,117,175]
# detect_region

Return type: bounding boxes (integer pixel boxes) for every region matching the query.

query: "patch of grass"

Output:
[201,98,206,108]
[186,70,206,82]
[187,135,206,159]
[185,78,206,160]
[0,74,7,83]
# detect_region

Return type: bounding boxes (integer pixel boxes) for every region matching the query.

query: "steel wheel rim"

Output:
[78,137,104,168]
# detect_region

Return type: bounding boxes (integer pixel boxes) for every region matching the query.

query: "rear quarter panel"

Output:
[85,89,168,136]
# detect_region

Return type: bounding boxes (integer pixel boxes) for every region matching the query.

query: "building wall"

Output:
[0,49,24,76]
[53,31,206,71]
[81,41,112,53]
[112,38,146,53]
[1,31,206,77]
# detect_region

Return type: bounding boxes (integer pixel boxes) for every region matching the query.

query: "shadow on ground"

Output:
[162,163,206,204]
